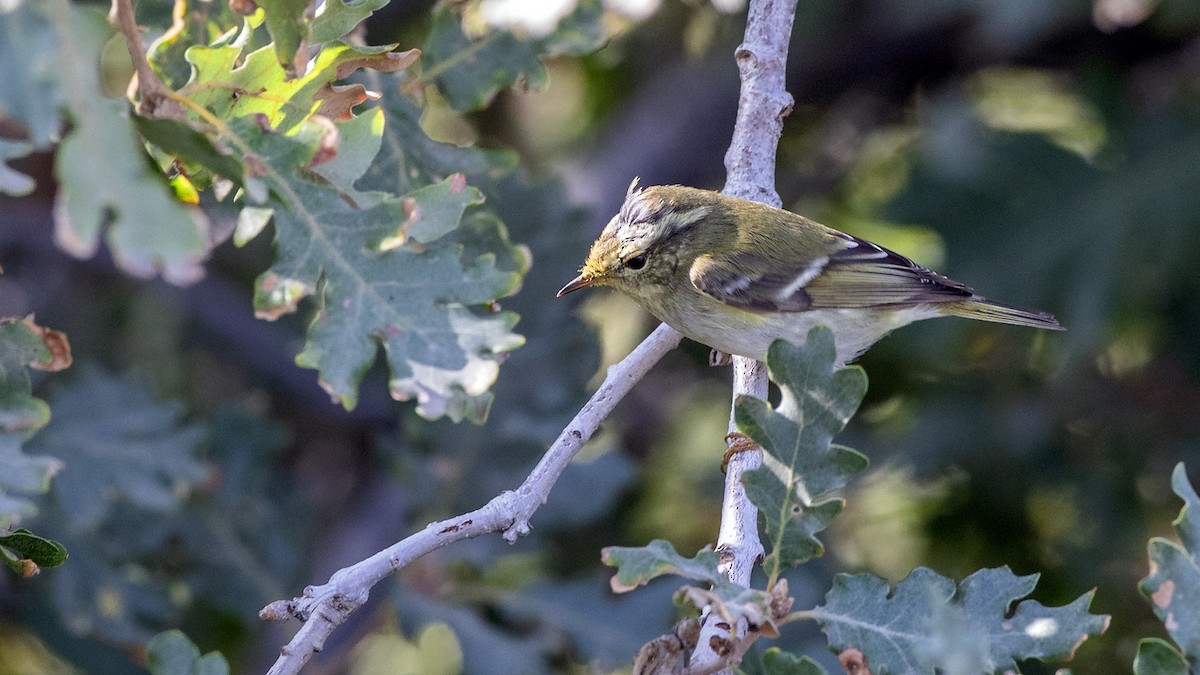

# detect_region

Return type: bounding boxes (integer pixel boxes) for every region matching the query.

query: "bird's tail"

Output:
[939,297,1064,331]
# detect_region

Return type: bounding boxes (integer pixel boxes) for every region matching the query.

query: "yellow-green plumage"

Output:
[558,183,1062,363]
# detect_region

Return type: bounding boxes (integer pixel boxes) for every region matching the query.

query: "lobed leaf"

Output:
[762,648,830,675]
[256,0,310,75]
[1134,638,1189,675]
[421,1,608,112]
[29,368,208,531]
[0,317,71,530]
[51,6,210,285]
[1139,463,1200,666]
[813,566,1108,674]
[601,539,724,592]
[736,327,869,578]
[147,630,230,675]
[310,0,390,44]
[182,41,418,135]
[0,0,64,194]
[231,118,523,420]
[602,540,777,632]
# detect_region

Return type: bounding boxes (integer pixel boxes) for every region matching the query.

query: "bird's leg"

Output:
[721,432,760,472]
[709,349,732,367]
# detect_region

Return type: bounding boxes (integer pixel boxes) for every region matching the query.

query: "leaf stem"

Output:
[108,0,187,118]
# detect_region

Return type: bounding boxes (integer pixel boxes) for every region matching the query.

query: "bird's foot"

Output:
[721,432,760,472]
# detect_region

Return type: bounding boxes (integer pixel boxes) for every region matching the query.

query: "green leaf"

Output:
[51,5,210,285]
[0,318,68,530]
[167,405,306,615]
[1140,463,1200,664]
[231,118,524,420]
[309,0,390,44]
[183,41,417,134]
[736,328,869,577]
[257,0,310,74]
[308,107,385,194]
[813,566,1109,674]
[146,630,230,675]
[30,368,208,531]
[134,116,248,190]
[1134,638,1189,675]
[144,0,246,89]
[0,527,68,574]
[0,0,65,147]
[0,139,36,197]
[421,1,608,112]
[601,539,724,592]
[762,647,830,675]
[602,539,775,630]
[422,5,544,111]
[356,72,519,195]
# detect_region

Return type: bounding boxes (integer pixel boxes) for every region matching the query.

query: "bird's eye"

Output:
[625,253,648,270]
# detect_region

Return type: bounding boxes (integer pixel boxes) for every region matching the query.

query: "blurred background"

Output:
[2,0,1200,673]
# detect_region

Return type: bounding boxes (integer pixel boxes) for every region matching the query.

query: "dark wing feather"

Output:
[804,233,974,308]
[690,231,973,313]
[690,251,815,311]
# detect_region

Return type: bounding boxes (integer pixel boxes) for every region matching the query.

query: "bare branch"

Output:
[692,0,798,671]
[108,0,186,118]
[262,323,683,674]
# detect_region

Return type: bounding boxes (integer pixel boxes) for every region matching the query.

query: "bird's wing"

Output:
[690,232,974,313]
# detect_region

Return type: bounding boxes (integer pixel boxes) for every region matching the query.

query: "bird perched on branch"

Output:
[558,181,1062,364]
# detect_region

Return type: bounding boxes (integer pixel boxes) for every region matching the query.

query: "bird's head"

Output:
[557,180,726,302]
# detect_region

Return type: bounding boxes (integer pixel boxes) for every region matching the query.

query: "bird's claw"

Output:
[721,432,760,472]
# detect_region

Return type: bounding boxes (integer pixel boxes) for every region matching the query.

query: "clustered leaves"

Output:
[0,313,71,569]
[604,328,1109,672]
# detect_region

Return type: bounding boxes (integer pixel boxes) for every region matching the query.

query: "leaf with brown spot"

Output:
[1140,463,1200,664]
[17,317,72,372]
[0,317,70,529]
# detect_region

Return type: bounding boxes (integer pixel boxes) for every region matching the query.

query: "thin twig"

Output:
[108,0,186,118]
[262,323,683,674]
[690,0,797,671]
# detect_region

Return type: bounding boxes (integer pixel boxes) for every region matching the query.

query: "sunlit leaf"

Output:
[310,0,390,44]
[183,41,417,133]
[257,0,309,74]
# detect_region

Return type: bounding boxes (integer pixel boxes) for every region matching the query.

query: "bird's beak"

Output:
[557,273,597,297]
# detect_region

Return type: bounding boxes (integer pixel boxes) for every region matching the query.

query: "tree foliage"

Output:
[1,0,1199,673]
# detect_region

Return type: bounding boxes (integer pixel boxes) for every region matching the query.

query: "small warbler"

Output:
[558,182,1063,364]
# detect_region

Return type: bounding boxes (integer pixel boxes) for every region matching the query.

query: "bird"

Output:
[557,181,1063,366]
